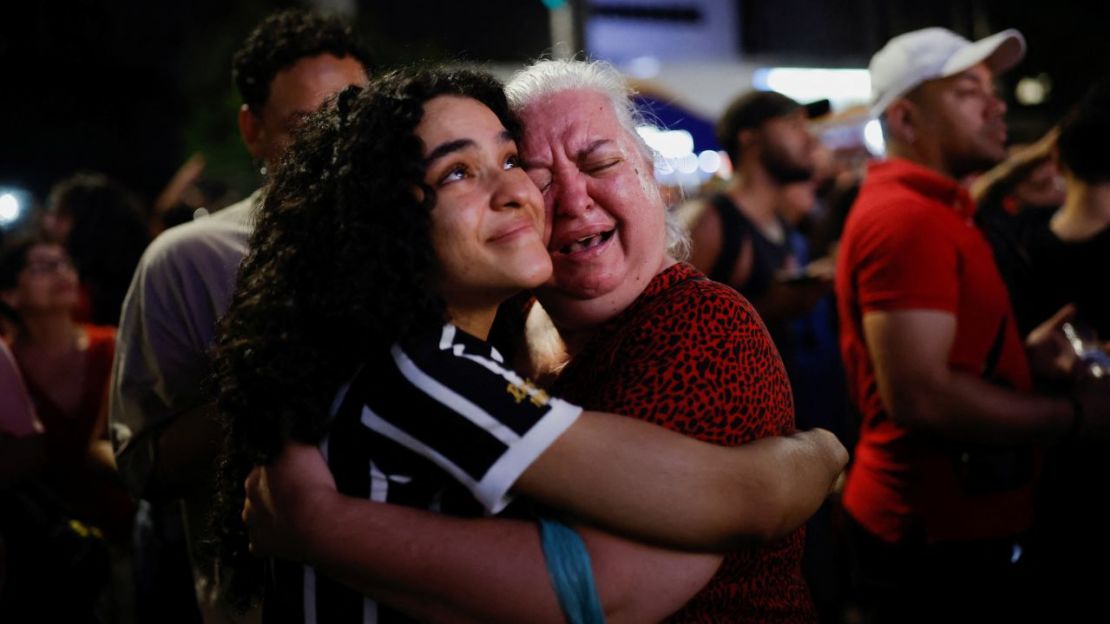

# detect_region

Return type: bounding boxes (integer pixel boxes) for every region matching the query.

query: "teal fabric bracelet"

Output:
[538,517,606,624]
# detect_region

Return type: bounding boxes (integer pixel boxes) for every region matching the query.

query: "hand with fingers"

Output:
[1025,304,1081,382]
[242,441,337,561]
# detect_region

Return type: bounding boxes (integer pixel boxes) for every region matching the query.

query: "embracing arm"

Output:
[521,283,845,550]
[863,308,1074,444]
[519,410,845,549]
[243,417,841,621]
[686,200,724,276]
[246,443,720,624]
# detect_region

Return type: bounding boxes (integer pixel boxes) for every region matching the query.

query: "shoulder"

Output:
[687,199,724,244]
[684,198,728,274]
[844,191,956,261]
[138,197,255,280]
[675,196,713,231]
[625,268,773,371]
[851,183,944,231]
[83,323,117,347]
[126,203,254,318]
[389,324,522,395]
[616,267,792,440]
[398,324,504,365]
[654,270,763,334]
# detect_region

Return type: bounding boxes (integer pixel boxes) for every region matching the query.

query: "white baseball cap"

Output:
[869,27,1026,117]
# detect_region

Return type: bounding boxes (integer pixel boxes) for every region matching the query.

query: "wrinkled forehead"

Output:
[517,88,635,161]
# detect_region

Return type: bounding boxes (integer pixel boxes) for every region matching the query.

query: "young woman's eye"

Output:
[504,153,522,170]
[439,164,469,185]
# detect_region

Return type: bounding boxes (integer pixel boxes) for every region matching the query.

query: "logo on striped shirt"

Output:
[506,377,551,408]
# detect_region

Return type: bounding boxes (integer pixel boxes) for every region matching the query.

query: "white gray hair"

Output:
[506,58,690,261]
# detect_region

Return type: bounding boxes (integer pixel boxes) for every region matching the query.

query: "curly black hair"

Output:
[210,65,520,608]
[232,8,375,111]
[1058,77,1110,185]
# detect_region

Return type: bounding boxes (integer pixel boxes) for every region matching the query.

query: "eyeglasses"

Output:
[23,257,75,275]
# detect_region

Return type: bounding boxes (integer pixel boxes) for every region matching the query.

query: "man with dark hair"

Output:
[688,91,832,358]
[836,27,1110,622]
[232,10,374,168]
[110,9,370,622]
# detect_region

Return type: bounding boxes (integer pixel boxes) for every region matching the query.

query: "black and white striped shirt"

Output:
[264,324,582,624]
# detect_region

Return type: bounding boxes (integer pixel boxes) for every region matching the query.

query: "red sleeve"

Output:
[82,324,117,429]
[853,201,960,314]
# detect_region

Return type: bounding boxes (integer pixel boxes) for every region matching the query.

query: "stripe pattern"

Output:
[264,324,582,624]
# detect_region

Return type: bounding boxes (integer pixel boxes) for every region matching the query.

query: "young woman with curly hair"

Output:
[214,67,845,622]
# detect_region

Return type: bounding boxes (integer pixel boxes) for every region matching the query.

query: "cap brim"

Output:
[942,28,1026,78]
[803,99,832,119]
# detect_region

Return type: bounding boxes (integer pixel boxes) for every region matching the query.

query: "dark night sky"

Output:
[1,0,1106,208]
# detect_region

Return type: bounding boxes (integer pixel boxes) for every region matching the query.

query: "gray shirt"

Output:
[110,191,257,496]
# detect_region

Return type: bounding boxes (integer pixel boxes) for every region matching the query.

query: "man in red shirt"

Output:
[837,27,1109,622]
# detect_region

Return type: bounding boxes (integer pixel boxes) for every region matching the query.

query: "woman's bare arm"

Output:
[517,410,847,550]
[245,443,721,623]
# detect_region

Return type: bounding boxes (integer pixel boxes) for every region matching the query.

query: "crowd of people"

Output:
[1,7,1108,624]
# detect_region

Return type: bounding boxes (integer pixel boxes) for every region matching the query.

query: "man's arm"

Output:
[864,309,1075,444]
[245,443,721,624]
[146,402,224,498]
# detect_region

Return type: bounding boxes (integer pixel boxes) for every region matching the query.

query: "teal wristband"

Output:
[538,518,606,624]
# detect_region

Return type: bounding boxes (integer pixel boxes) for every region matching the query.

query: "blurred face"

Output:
[756,109,818,184]
[519,89,669,326]
[417,96,551,324]
[43,210,73,243]
[914,63,1008,176]
[1,244,79,314]
[246,53,369,166]
[1014,157,1066,208]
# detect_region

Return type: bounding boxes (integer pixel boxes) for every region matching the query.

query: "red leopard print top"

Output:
[552,263,814,623]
